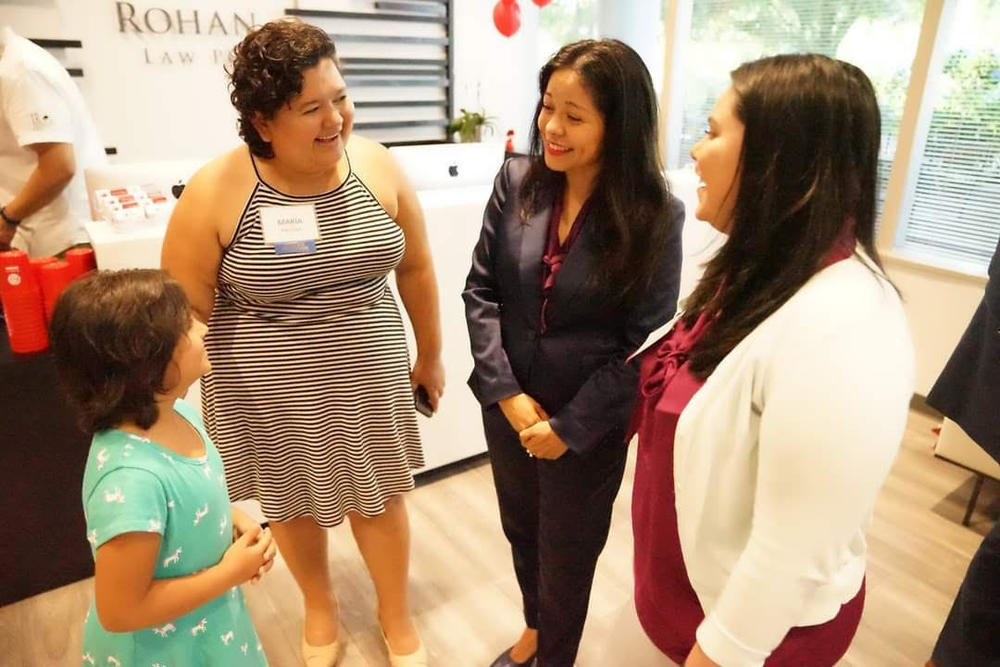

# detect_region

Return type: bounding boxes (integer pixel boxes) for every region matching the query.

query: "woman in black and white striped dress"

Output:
[161,20,443,667]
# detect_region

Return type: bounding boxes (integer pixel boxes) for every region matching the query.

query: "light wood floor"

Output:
[1,409,996,666]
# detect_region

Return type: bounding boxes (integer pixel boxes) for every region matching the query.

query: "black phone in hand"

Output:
[414,385,434,417]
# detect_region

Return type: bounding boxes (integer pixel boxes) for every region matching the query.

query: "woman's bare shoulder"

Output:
[347,134,399,216]
[184,146,257,214]
[171,147,257,240]
[184,147,256,200]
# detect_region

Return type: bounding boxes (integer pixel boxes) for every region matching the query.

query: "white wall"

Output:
[883,256,986,396]
[451,0,540,153]
[597,0,663,88]
[2,0,277,160]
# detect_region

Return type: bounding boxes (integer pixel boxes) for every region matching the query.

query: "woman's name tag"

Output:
[260,204,321,254]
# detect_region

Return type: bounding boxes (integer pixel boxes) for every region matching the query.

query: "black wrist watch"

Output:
[0,206,20,227]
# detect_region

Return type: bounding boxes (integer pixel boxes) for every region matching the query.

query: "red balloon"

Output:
[532,0,553,6]
[493,0,521,37]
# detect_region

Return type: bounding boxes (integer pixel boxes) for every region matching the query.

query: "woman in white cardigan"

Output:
[624,55,915,667]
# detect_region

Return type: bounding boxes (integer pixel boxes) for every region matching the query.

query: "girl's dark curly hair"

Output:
[227,19,338,158]
[49,270,192,433]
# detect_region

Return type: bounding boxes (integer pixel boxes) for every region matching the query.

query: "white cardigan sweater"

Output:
[633,253,914,666]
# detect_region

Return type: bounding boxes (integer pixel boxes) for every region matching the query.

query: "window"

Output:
[537,0,597,69]
[896,0,1000,267]
[669,0,926,217]
[537,0,665,91]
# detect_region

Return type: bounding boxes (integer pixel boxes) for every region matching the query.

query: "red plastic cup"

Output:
[64,247,97,279]
[0,249,30,274]
[40,260,74,323]
[29,256,57,287]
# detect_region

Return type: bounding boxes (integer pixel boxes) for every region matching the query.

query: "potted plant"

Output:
[447,108,494,143]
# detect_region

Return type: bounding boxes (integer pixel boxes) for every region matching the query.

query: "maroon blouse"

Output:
[629,240,865,666]
[539,194,589,333]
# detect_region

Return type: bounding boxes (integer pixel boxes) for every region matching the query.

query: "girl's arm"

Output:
[94,525,273,633]
[231,504,260,536]
[231,505,274,584]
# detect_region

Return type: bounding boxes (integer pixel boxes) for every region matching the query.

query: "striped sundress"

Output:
[201,153,423,527]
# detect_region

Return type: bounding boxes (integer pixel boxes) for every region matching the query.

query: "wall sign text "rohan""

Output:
[115,2,258,37]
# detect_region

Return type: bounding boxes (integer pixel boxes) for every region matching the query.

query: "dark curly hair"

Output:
[49,270,192,433]
[227,18,338,158]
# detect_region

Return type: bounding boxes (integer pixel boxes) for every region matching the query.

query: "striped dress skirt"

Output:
[202,159,423,526]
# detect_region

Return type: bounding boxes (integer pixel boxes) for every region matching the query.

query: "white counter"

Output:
[84,218,167,270]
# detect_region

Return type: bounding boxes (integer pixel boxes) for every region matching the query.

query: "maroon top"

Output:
[540,193,589,333]
[629,240,864,666]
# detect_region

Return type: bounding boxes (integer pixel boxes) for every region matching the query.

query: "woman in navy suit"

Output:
[927,234,1000,667]
[463,39,684,667]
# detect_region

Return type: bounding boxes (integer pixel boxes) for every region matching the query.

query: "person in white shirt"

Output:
[620,54,915,667]
[0,26,105,257]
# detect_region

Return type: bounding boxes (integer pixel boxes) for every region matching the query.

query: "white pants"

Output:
[601,598,680,666]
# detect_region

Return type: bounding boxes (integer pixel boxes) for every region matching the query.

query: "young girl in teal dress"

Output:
[50,269,276,666]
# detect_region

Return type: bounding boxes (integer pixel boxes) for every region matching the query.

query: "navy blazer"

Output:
[927,235,1000,462]
[463,157,684,455]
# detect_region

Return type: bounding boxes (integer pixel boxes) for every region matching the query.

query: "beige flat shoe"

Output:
[381,629,427,667]
[301,633,342,667]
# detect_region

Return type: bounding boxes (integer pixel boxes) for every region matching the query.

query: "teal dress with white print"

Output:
[80,399,266,666]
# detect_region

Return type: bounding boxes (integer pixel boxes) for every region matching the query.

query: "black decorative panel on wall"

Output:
[285,1,454,147]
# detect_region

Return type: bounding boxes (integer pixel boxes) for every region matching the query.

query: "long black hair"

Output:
[520,39,671,305]
[685,54,890,378]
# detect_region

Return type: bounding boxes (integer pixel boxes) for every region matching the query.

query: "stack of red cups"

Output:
[0,250,49,353]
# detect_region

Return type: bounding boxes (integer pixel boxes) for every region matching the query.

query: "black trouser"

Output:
[932,518,1000,666]
[483,405,628,667]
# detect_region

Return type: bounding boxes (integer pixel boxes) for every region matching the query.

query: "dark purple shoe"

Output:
[489,646,536,667]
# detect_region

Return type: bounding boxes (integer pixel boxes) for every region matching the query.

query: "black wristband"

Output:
[0,206,20,227]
